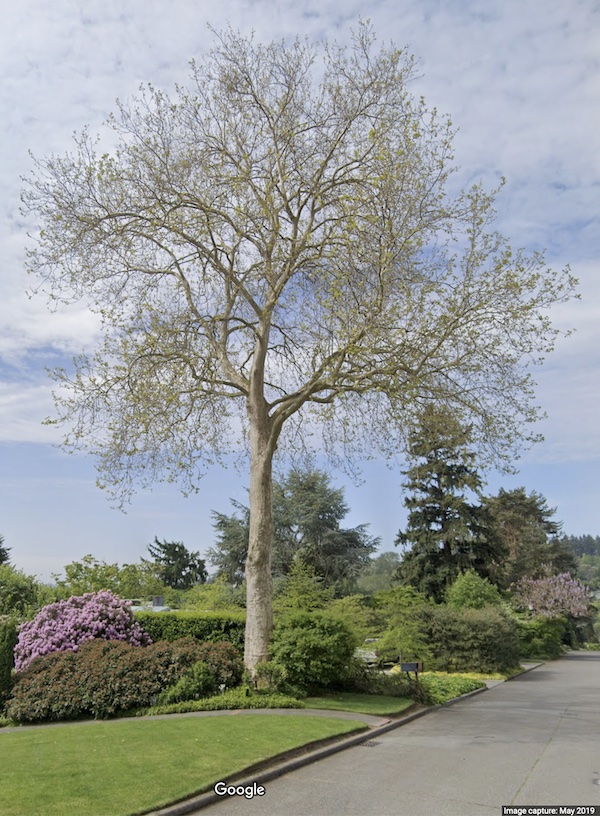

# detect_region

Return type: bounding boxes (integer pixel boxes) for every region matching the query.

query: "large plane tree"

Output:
[24,25,575,671]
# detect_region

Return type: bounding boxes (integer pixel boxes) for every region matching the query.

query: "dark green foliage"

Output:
[419,605,520,673]
[0,617,18,705]
[158,661,217,704]
[7,637,207,722]
[340,661,417,699]
[188,641,244,687]
[395,407,506,602]
[560,534,600,558]
[145,537,207,590]
[515,616,567,660]
[483,488,572,586]
[417,673,485,705]
[134,610,245,651]
[0,535,10,566]
[210,469,378,594]
[270,612,358,693]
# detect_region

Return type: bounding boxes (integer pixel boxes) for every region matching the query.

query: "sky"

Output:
[1,0,598,583]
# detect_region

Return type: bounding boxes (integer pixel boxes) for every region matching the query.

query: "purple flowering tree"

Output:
[14,590,151,672]
[512,572,590,618]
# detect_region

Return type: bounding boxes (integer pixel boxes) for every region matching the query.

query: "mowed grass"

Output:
[0,714,365,816]
[304,692,414,716]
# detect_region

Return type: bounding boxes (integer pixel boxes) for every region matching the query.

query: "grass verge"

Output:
[0,714,365,816]
[303,692,414,716]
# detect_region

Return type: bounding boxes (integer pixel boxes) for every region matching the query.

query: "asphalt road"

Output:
[192,652,600,816]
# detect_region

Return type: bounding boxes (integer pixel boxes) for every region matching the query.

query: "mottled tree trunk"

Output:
[244,386,278,673]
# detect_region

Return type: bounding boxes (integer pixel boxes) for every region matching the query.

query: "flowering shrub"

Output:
[14,591,151,672]
[512,573,590,618]
[7,637,209,721]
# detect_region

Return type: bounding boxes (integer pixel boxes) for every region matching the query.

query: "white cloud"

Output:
[0,0,598,462]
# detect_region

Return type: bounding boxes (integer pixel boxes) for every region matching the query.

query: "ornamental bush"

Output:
[446,570,502,610]
[7,637,209,722]
[0,617,18,706]
[269,612,358,693]
[419,605,520,673]
[14,591,151,672]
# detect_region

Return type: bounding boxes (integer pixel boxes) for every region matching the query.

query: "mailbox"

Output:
[400,661,423,674]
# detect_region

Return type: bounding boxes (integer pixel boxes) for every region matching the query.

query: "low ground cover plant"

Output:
[141,687,304,716]
[410,672,485,705]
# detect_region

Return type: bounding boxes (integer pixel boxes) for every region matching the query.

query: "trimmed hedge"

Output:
[134,610,245,651]
[6,637,238,722]
[419,605,520,673]
[0,617,18,706]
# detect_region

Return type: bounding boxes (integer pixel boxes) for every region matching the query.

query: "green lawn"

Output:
[0,715,365,816]
[303,692,414,716]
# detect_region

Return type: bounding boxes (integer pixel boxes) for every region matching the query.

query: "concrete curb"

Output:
[146,705,433,816]
[149,667,549,816]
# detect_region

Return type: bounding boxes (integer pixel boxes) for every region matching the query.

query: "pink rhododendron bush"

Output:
[14,590,151,672]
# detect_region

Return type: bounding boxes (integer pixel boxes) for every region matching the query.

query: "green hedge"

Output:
[134,610,245,651]
[419,605,520,673]
[0,617,18,706]
[515,616,566,660]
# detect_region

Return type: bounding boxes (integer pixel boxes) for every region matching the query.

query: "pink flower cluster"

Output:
[513,572,590,619]
[14,590,152,672]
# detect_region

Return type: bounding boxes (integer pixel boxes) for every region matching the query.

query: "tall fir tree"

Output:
[394,406,505,601]
[0,535,10,566]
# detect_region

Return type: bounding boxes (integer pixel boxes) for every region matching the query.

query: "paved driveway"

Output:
[195,652,600,816]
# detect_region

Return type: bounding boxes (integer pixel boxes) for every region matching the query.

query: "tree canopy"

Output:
[145,538,207,590]
[0,535,10,566]
[394,406,506,601]
[210,468,378,594]
[24,24,576,669]
[482,488,574,586]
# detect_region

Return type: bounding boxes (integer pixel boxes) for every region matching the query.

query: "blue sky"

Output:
[1,0,599,582]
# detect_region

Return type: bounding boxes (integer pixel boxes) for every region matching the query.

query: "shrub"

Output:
[269,612,358,693]
[446,570,502,609]
[141,687,304,716]
[0,565,54,619]
[134,610,245,651]
[158,661,217,704]
[7,637,208,722]
[416,672,485,705]
[373,586,431,664]
[0,617,18,706]
[191,641,244,687]
[515,615,566,660]
[419,605,520,673]
[14,591,151,672]
[512,573,590,618]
